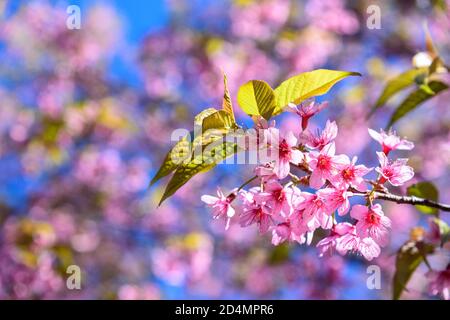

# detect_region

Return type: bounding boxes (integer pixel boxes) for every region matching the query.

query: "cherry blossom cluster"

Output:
[202,101,415,261]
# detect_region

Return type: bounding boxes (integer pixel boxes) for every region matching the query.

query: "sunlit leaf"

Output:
[393,241,434,300]
[222,73,235,122]
[370,68,427,116]
[151,106,235,187]
[194,107,219,126]
[201,110,235,133]
[237,80,277,120]
[387,80,448,128]
[273,69,361,115]
[407,182,439,215]
[158,141,237,205]
[149,135,191,186]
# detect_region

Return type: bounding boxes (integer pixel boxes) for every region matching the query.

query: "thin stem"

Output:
[237,175,258,192]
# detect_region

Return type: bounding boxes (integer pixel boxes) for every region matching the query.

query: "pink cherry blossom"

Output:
[285,100,328,130]
[308,142,348,189]
[376,152,414,186]
[271,221,313,246]
[368,128,414,155]
[356,237,381,261]
[296,191,334,230]
[426,265,450,300]
[316,222,354,257]
[201,188,236,230]
[331,156,372,191]
[318,187,352,216]
[300,120,338,150]
[239,188,273,233]
[335,224,359,254]
[256,181,297,218]
[264,128,303,179]
[350,204,391,246]
[335,225,381,261]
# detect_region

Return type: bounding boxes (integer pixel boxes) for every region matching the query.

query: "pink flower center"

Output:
[382,167,393,178]
[279,139,291,159]
[273,189,285,202]
[366,211,380,225]
[342,167,355,181]
[317,155,331,170]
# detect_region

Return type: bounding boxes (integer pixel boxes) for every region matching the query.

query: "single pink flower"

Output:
[357,237,381,261]
[318,187,352,216]
[239,188,272,233]
[335,224,359,254]
[335,225,381,261]
[256,181,297,218]
[308,142,348,189]
[264,128,303,179]
[376,152,414,186]
[426,265,450,300]
[271,221,313,246]
[317,222,354,257]
[331,156,372,191]
[300,120,338,150]
[368,128,414,155]
[296,191,334,230]
[350,204,391,246]
[201,188,236,230]
[285,100,328,130]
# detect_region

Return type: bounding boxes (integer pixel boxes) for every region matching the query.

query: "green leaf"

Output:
[371,68,428,116]
[158,141,237,205]
[237,80,277,120]
[407,182,439,215]
[149,135,191,186]
[393,241,435,300]
[222,73,235,122]
[151,106,232,187]
[201,110,235,133]
[268,243,290,265]
[273,69,361,114]
[194,108,219,126]
[387,80,448,128]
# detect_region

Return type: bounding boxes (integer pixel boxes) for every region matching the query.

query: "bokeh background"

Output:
[0,0,449,299]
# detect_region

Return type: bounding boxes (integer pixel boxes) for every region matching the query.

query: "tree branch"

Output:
[372,191,450,212]
[290,163,450,212]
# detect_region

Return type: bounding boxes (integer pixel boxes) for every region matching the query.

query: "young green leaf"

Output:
[370,68,427,116]
[149,135,191,186]
[194,107,219,126]
[158,141,237,205]
[392,241,435,300]
[387,80,448,128]
[151,106,231,188]
[407,182,439,215]
[273,69,361,115]
[201,110,235,133]
[222,73,235,122]
[237,80,277,120]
